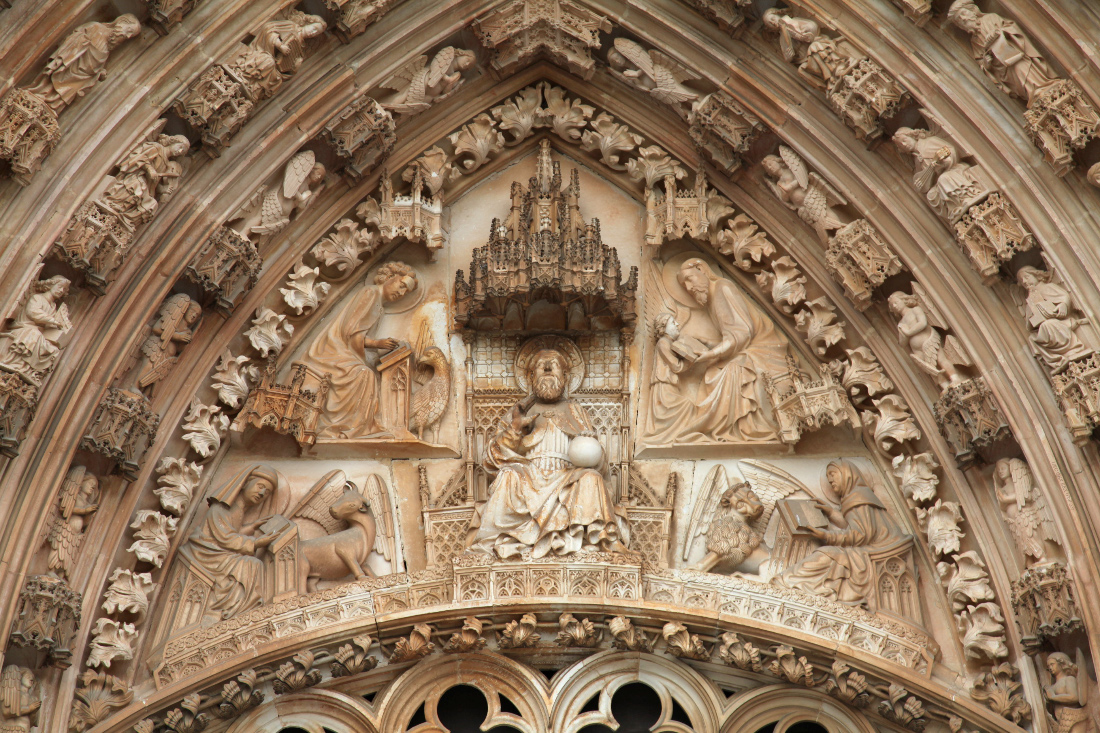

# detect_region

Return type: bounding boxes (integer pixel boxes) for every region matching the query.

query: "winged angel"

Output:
[42,466,100,579]
[762,145,847,244]
[229,150,326,241]
[379,46,476,116]
[683,461,809,576]
[608,38,700,116]
[888,282,972,392]
[0,666,40,733]
[993,458,1061,568]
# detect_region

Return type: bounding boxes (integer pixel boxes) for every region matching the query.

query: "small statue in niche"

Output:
[644,258,789,445]
[235,13,326,99]
[761,145,847,244]
[117,294,202,398]
[228,150,326,242]
[1016,266,1092,374]
[183,465,289,619]
[892,124,990,222]
[607,38,700,114]
[467,342,630,559]
[0,666,40,733]
[993,458,1062,568]
[379,46,476,116]
[25,15,142,113]
[42,465,99,579]
[946,0,1060,105]
[0,275,72,387]
[298,262,418,439]
[101,127,190,228]
[888,285,972,393]
[1041,651,1094,733]
[776,459,908,607]
[762,10,861,91]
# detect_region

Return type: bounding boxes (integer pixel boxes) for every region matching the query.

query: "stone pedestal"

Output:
[8,574,82,668]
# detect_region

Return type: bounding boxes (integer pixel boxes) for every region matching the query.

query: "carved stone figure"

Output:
[182,465,289,619]
[892,126,991,223]
[888,286,972,392]
[777,460,909,608]
[993,458,1062,567]
[298,262,418,439]
[379,46,476,116]
[117,294,201,398]
[409,346,450,442]
[946,1,1059,104]
[0,276,72,387]
[763,10,860,91]
[100,130,190,229]
[467,345,630,559]
[43,465,99,579]
[1016,266,1092,373]
[686,467,764,573]
[228,151,326,242]
[608,38,699,115]
[0,666,40,733]
[761,146,846,244]
[25,16,141,113]
[644,258,789,445]
[1042,652,1093,733]
[297,475,392,589]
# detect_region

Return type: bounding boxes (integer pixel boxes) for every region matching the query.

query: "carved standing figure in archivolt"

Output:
[228,150,326,242]
[379,46,476,116]
[888,286,972,392]
[42,465,99,579]
[993,458,1062,568]
[1016,266,1092,373]
[761,146,847,244]
[0,666,40,733]
[0,275,72,387]
[118,294,202,398]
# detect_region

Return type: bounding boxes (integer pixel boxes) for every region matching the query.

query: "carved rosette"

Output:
[0,88,61,185]
[1050,351,1100,444]
[80,387,161,480]
[1010,563,1082,651]
[825,219,903,310]
[319,96,396,182]
[8,574,82,667]
[1023,80,1100,176]
[230,359,331,447]
[932,377,1010,468]
[952,193,1035,282]
[765,359,861,444]
[826,58,909,142]
[184,226,262,314]
[0,369,39,457]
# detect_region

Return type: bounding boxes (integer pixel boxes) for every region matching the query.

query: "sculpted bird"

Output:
[409,346,451,443]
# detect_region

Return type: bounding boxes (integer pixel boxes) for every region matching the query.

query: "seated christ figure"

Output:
[468,348,630,559]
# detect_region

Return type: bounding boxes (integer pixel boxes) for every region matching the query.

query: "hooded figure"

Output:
[185,464,288,619]
[779,460,905,606]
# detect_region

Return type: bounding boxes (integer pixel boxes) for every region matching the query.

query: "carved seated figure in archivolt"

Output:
[643,257,789,447]
[468,343,630,560]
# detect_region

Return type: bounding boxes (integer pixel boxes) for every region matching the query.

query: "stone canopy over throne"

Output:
[425,141,672,567]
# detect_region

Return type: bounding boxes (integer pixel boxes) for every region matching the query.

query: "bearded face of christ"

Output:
[531,350,568,402]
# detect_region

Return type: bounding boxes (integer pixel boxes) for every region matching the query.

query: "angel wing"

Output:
[45,468,85,574]
[381,54,428,92]
[737,460,812,535]
[282,150,316,199]
[799,177,846,242]
[425,47,457,88]
[613,38,656,80]
[288,469,351,535]
[648,50,700,107]
[683,464,731,561]
[0,666,19,715]
[1011,459,1059,544]
[778,145,809,190]
[363,474,395,562]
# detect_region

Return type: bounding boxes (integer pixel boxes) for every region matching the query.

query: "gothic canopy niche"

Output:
[1,2,1100,733]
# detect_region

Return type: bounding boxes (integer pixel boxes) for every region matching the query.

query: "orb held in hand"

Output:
[568,436,603,468]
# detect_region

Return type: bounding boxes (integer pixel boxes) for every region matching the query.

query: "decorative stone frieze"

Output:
[183,226,262,315]
[172,13,326,154]
[230,359,331,447]
[472,0,611,79]
[765,360,861,445]
[1010,563,1082,651]
[8,574,82,668]
[0,16,140,184]
[932,377,1011,468]
[318,96,395,182]
[80,387,161,479]
[762,10,908,141]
